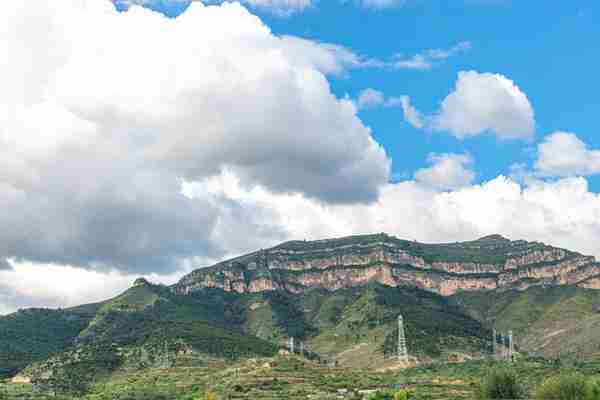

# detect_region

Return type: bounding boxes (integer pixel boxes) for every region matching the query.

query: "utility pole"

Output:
[398,315,408,362]
[289,337,294,354]
[492,328,496,358]
[508,330,514,362]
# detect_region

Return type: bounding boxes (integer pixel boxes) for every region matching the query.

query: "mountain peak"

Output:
[476,234,509,242]
[133,277,150,287]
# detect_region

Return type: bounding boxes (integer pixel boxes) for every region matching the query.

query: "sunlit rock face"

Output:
[174,234,600,297]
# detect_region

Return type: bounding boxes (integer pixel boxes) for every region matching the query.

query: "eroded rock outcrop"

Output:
[174,234,600,297]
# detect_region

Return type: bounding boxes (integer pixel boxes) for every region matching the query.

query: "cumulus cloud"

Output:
[4,169,600,314]
[535,132,600,177]
[0,0,390,275]
[0,262,192,315]
[193,171,600,262]
[0,259,11,271]
[414,153,475,190]
[430,71,535,139]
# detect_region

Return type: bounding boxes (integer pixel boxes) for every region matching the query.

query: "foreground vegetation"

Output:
[4,356,600,400]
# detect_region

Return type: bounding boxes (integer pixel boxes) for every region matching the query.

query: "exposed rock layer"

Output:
[174,234,600,297]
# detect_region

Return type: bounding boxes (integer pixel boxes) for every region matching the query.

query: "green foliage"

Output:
[452,285,600,360]
[0,304,100,378]
[374,285,487,357]
[393,389,413,400]
[78,285,278,360]
[477,367,525,399]
[535,373,599,400]
[265,291,317,339]
[367,389,413,400]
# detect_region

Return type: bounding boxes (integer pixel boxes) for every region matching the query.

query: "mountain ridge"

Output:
[4,233,600,395]
[174,233,600,297]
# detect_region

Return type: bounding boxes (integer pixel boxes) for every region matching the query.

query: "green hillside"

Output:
[305,284,488,368]
[451,286,600,359]
[76,282,278,359]
[0,281,279,394]
[0,303,101,378]
[185,284,490,368]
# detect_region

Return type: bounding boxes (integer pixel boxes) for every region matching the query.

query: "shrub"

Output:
[477,368,525,399]
[368,391,392,400]
[366,390,413,400]
[393,389,413,400]
[535,373,597,400]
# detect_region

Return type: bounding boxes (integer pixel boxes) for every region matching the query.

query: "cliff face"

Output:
[174,234,600,297]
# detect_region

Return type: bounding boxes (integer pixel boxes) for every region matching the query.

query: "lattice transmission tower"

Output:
[398,314,408,362]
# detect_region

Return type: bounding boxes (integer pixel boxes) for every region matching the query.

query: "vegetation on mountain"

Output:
[3,233,600,398]
[451,286,600,359]
[0,303,100,378]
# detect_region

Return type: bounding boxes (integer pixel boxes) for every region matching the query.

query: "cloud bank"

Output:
[0,0,389,274]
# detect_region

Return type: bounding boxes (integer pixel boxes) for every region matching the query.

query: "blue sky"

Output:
[118,0,599,189]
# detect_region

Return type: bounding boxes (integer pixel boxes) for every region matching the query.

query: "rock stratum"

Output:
[175,234,600,297]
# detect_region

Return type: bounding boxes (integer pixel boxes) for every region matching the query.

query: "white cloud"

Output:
[118,0,311,16]
[281,40,471,77]
[431,71,535,139]
[535,132,600,177]
[414,153,475,190]
[394,95,424,128]
[4,171,600,314]
[201,0,312,15]
[278,36,384,76]
[355,89,424,129]
[393,41,472,70]
[237,0,312,14]
[0,0,390,274]
[0,260,191,315]
[357,88,386,109]
[193,171,600,262]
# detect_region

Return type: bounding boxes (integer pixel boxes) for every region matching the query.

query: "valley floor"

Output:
[3,356,600,400]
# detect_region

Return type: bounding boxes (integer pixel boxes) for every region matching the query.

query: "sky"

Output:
[1,0,599,314]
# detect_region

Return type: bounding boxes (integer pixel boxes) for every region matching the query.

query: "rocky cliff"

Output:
[174,234,600,297]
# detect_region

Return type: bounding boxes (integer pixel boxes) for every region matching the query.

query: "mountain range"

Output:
[3,233,600,394]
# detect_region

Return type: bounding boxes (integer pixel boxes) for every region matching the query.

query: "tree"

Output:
[477,368,525,399]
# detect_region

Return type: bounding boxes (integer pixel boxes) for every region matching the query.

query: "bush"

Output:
[535,373,598,400]
[367,390,413,400]
[393,389,413,400]
[477,368,525,399]
[204,392,219,400]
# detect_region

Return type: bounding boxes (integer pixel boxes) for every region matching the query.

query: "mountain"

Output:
[174,233,600,297]
[171,233,600,362]
[3,233,600,396]
[0,280,277,390]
